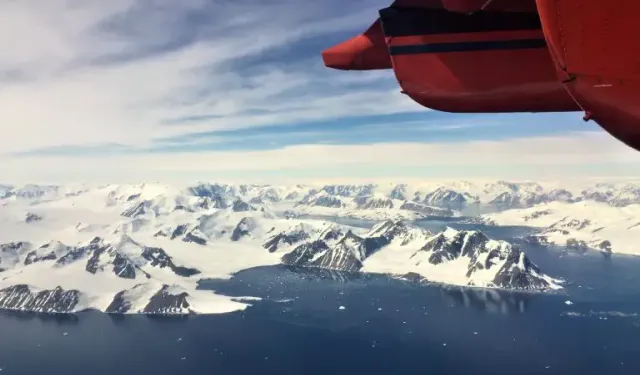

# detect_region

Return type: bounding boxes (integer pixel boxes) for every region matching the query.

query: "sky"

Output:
[1,0,640,184]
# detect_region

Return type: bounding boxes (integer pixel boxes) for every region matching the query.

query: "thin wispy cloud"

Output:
[0,0,402,153]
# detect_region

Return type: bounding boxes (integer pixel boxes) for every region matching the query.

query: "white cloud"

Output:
[0,0,409,153]
[2,131,639,184]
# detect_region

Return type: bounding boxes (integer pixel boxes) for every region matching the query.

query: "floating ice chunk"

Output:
[63,332,68,336]
[338,306,346,310]
[473,332,478,335]
[565,300,574,305]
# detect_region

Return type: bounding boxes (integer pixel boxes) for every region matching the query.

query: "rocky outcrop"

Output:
[231,217,254,241]
[0,285,80,313]
[262,224,312,253]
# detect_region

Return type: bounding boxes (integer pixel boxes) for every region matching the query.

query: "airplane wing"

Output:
[322,0,640,152]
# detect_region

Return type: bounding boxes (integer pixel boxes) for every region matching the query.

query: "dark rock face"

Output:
[566,238,589,251]
[249,197,263,205]
[421,231,489,265]
[122,201,150,218]
[581,190,611,203]
[84,241,138,279]
[368,220,419,244]
[400,201,453,217]
[126,194,140,201]
[188,183,239,203]
[0,241,30,254]
[106,285,195,314]
[491,250,549,290]
[390,184,408,200]
[231,217,254,241]
[0,285,80,313]
[183,232,207,245]
[284,230,373,272]
[173,205,194,212]
[598,240,613,255]
[25,212,43,223]
[85,245,107,274]
[579,184,640,207]
[113,254,137,279]
[170,225,188,240]
[312,231,365,272]
[354,196,394,209]
[56,238,102,266]
[282,240,330,267]
[232,200,254,212]
[483,187,575,210]
[143,285,193,314]
[285,192,300,200]
[153,230,168,238]
[23,250,57,265]
[489,192,520,208]
[197,195,228,209]
[0,242,31,268]
[156,224,208,245]
[105,290,131,313]
[423,188,474,209]
[263,228,311,253]
[321,184,374,197]
[320,227,344,242]
[282,221,427,273]
[547,189,574,202]
[296,194,344,208]
[314,196,343,208]
[399,272,425,283]
[523,210,552,221]
[563,219,591,230]
[141,247,200,277]
[359,236,391,258]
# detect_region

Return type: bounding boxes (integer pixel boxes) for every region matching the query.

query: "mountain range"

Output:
[1,180,638,315]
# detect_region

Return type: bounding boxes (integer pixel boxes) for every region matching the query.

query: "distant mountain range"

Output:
[0,180,637,315]
[3,180,640,210]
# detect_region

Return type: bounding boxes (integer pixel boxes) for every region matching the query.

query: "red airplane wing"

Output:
[322,0,640,152]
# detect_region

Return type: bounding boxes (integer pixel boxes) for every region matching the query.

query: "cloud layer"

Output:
[0,0,408,153]
[3,131,640,184]
[2,0,640,184]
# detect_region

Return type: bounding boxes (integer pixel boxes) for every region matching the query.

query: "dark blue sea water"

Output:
[1,218,639,375]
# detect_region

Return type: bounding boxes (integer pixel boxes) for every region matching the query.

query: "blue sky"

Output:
[1,0,639,183]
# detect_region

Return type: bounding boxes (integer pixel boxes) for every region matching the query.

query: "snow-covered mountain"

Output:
[478,201,640,256]
[0,181,571,314]
[293,191,456,220]
[361,224,561,291]
[276,220,560,290]
[288,180,640,211]
[5,180,640,212]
